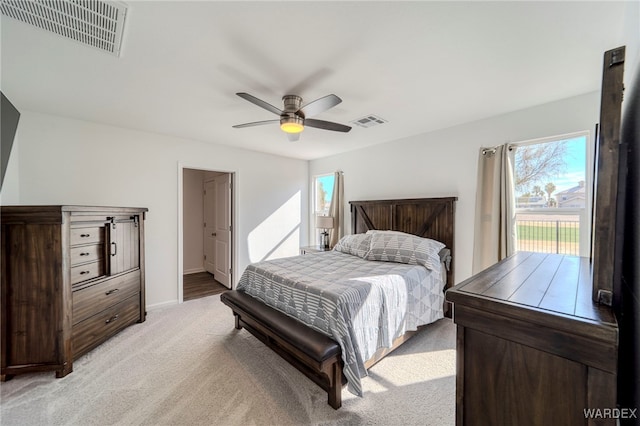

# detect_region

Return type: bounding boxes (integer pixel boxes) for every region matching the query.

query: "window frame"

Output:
[511,130,593,257]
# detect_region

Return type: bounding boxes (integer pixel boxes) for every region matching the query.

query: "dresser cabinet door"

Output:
[107,217,140,275]
[462,328,588,425]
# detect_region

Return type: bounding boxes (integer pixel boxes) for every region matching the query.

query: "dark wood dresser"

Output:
[446,252,618,426]
[1,206,147,380]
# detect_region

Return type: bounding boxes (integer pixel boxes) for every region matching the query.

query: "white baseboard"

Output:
[183,267,206,275]
[146,300,179,311]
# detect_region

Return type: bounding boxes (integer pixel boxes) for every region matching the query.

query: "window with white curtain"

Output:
[512,132,590,256]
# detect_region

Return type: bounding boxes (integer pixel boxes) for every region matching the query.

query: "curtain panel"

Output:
[328,171,344,248]
[472,144,517,274]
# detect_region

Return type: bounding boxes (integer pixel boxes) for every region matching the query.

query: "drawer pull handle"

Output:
[80,252,90,256]
[105,314,119,324]
[111,242,117,256]
[80,234,91,238]
[105,288,119,296]
[80,271,91,275]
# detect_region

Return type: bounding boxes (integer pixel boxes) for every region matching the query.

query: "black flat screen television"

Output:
[1,92,21,189]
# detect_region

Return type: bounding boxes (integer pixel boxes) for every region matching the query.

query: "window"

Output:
[513,133,590,256]
[313,173,335,216]
[313,173,335,245]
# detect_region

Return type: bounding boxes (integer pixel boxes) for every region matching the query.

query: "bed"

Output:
[221,197,457,408]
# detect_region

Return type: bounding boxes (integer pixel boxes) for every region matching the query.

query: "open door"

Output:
[203,180,217,276]
[203,173,232,288]
[214,174,232,288]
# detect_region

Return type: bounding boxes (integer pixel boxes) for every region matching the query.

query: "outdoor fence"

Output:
[516,216,580,256]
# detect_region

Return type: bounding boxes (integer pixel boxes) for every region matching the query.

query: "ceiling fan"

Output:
[232,92,352,141]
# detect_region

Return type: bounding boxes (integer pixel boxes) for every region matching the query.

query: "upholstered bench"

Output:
[220,290,344,409]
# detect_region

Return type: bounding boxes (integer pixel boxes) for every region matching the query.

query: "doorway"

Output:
[180,167,234,302]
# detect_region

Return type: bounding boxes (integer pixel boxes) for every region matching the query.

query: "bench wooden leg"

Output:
[325,359,342,409]
[234,313,242,330]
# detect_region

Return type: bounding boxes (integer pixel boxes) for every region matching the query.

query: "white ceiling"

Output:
[0,1,632,160]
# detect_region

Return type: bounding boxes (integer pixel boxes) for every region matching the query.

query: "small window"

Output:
[314,173,335,216]
[313,173,335,245]
[513,134,589,256]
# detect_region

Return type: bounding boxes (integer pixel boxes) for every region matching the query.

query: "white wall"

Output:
[182,168,205,274]
[1,111,309,309]
[623,0,640,110]
[310,92,600,284]
[0,130,20,202]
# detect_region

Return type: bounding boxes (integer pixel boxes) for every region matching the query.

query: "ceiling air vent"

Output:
[0,0,128,57]
[351,114,387,128]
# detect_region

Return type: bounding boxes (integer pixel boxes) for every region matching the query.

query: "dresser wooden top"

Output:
[1,205,148,213]
[446,252,617,343]
[1,205,148,224]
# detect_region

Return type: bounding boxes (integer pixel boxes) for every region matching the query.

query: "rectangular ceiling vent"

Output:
[0,0,128,56]
[351,114,387,129]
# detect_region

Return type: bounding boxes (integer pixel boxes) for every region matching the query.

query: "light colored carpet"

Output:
[0,295,456,426]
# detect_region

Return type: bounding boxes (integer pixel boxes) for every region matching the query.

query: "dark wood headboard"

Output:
[349,197,457,291]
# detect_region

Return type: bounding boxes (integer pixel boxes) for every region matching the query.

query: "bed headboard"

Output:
[349,197,457,291]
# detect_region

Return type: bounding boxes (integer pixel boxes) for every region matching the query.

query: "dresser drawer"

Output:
[70,244,103,266]
[72,294,140,358]
[70,260,104,285]
[70,226,104,246]
[73,270,141,324]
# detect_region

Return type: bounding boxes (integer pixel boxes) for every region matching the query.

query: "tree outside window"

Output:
[314,174,334,216]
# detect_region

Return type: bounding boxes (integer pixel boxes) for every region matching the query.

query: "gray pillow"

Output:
[332,233,372,258]
[365,231,445,271]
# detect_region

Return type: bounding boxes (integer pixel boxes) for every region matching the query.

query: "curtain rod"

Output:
[481,144,514,156]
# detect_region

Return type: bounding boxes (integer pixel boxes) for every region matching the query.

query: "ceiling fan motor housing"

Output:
[282,95,303,115]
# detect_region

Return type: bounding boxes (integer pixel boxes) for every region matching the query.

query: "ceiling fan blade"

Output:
[304,119,352,133]
[287,133,300,142]
[232,119,279,129]
[298,94,342,118]
[236,93,282,116]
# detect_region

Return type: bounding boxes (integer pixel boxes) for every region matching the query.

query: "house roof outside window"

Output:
[555,181,586,208]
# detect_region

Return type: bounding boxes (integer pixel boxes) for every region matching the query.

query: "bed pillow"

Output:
[365,231,446,271]
[332,233,372,258]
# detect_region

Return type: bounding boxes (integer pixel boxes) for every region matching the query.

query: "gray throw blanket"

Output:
[237,251,444,397]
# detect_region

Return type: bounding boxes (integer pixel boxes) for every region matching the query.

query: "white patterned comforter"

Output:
[236,250,445,397]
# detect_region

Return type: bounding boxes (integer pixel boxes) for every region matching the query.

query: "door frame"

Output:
[177,162,237,303]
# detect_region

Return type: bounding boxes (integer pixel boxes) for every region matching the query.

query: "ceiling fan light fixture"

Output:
[234,92,350,139]
[280,116,304,134]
